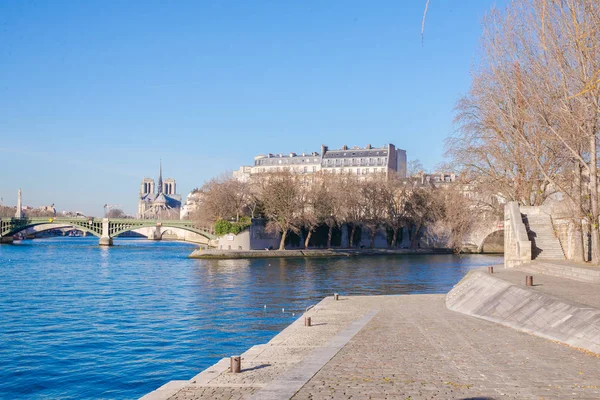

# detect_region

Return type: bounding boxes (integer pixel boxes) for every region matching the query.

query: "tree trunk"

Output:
[279,229,288,250]
[327,226,333,248]
[390,227,398,248]
[369,227,376,248]
[349,225,357,248]
[589,134,600,264]
[573,219,585,262]
[410,223,422,249]
[573,162,585,262]
[304,230,312,249]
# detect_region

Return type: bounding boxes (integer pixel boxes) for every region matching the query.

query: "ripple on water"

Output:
[0,237,502,399]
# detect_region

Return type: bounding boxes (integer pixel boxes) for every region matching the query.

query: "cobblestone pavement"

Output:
[161,294,600,400]
[292,295,600,400]
[493,266,600,308]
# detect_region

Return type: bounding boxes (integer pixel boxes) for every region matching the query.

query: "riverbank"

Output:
[143,261,600,399]
[142,287,600,399]
[188,247,454,259]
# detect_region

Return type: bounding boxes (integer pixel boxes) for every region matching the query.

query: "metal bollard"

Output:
[230,356,241,373]
[488,266,494,274]
[526,275,533,287]
[305,316,312,327]
[334,293,339,301]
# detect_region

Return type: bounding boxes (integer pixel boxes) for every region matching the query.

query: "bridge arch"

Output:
[479,229,504,253]
[108,221,215,241]
[462,220,505,253]
[1,218,103,238]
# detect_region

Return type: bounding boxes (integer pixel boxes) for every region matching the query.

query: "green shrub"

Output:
[214,217,252,236]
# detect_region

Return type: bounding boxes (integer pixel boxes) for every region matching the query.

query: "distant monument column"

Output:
[15,189,22,218]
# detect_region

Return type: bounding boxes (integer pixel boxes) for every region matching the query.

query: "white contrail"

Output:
[422,0,430,46]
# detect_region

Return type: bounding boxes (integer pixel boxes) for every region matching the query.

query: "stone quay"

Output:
[142,261,600,400]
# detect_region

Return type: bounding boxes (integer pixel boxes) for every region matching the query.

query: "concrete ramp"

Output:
[446,269,600,354]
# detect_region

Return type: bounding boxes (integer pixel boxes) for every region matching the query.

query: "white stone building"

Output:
[233,143,407,180]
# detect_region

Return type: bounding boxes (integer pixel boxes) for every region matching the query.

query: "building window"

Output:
[304,166,307,173]
[312,166,316,172]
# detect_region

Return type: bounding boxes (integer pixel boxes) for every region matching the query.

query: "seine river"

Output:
[0,237,502,399]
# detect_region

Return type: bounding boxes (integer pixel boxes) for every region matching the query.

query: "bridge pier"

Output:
[149,223,162,241]
[99,218,113,246]
[0,236,14,244]
[99,236,113,246]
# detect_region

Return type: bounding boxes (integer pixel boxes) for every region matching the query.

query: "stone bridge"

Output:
[0,217,216,246]
[463,220,505,253]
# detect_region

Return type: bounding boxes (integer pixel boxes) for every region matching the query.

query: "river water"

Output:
[0,237,502,399]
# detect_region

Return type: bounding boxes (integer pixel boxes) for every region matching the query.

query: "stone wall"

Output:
[504,202,532,267]
[216,222,280,251]
[446,269,600,354]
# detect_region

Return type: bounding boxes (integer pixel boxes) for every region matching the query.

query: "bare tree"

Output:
[382,176,409,248]
[405,187,443,249]
[360,175,388,248]
[0,206,16,218]
[338,174,364,248]
[407,159,425,177]
[299,174,337,248]
[438,183,477,253]
[260,170,302,250]
[107,208,126,218]
[192,175,251,227]
[448,0,600,261]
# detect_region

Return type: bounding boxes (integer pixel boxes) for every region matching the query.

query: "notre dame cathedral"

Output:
[137,163,182,219]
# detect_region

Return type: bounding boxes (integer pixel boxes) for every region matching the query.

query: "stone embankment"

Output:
[142,265,600,399]
[188,248,453,259]
[446,265,600,354]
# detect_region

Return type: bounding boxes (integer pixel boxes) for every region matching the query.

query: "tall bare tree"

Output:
[338,174,364,248]
[448,0,600,262]
[260,170,302,250]
[382,176,409,248]
[360,175,388,248]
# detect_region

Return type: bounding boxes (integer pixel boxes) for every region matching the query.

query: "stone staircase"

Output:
[522,212,565,260]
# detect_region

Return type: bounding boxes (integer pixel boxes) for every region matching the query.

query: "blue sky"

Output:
[0,0,506,215]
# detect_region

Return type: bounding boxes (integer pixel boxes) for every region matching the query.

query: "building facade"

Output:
[137,163,182,219]
[233,143,407,181]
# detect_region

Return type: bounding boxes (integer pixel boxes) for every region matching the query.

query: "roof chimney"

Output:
[321,144,328,155]
[366,144,372,149]
[342,145,348,150]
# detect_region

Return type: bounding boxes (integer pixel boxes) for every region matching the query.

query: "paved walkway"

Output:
[494,266,600,308]
[293,295,600,400]
[160,294,600,400]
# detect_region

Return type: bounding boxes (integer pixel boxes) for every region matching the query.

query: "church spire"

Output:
[158,159,163,194]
